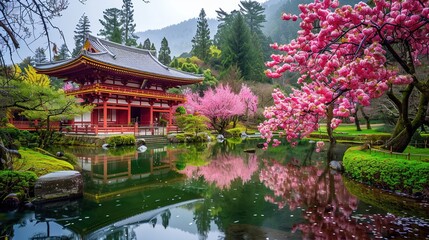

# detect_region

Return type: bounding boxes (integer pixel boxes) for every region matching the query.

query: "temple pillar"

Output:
[149,99,154,126]
[168,102,173,126]
[127,102,131,125]
[102,99,108,129]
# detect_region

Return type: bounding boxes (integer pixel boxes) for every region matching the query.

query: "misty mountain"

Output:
[135,18,219,58]
[135,0,361,59]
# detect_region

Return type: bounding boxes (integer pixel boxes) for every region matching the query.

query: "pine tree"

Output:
[158,37,171,65]
[191,9,211,61]
[239,1,265,36]
[221,13,263,81]
[150,43,157,57]
[99,8,123,44]
[57,44,70,60]
[72,14,91,57]
[34,47,47,63]
[121,0,138,46]
[143,38,151,50]
[239,0,271,61]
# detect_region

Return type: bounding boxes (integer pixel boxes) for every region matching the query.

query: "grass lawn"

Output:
[316,123,390,136]
[13,148,74,176]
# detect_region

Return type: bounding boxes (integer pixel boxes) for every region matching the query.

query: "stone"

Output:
[56,151,64,157]
[34,170,83,203]
[2,193,21,209]
[329,161,343,172]
[137,145,147,152]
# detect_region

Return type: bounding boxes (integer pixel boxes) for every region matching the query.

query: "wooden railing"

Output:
[65,83,186,101]
[11,120,60,130]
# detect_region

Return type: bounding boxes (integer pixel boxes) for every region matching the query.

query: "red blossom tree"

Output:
[184,83,258,134]
[259,0,429,152]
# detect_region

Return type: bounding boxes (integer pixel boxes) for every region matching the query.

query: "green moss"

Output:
[343,146,429,195]
[13,148,74,176]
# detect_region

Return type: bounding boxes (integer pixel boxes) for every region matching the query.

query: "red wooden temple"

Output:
[23,35,203,135]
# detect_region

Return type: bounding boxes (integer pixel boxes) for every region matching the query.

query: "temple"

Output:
[33,35,203,135]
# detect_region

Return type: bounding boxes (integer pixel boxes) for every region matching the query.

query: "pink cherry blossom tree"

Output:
[184,83,258,134]
[259,0,429,152]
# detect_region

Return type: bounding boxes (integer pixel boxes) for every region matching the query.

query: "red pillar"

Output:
[127,103,131,125]
[149,106,153,126]
[103,100,108,129]
[168,106,173,126]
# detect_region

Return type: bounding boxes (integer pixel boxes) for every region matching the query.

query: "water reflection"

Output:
[1,141,428,239]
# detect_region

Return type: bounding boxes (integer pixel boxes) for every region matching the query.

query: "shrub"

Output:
[0,128,37,149]
[0,171,38,200]
[106,135,136,147]
[343,147,429,196]
[225,128,243,138]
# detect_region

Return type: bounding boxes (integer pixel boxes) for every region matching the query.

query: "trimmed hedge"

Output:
[0,170,38,200]
[343,146,429,196]
[106,135,136,147]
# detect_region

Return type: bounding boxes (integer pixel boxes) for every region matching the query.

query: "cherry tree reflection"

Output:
[180,154,258,189]
[260,159,429,239]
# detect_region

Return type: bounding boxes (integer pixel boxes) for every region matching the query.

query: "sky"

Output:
[12,0,268,62]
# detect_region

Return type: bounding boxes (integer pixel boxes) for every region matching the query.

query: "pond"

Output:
[1,139,428,239]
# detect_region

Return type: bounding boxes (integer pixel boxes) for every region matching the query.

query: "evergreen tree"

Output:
[239,1,265,36]
[150,43,157,57]
[57,44,70,60]
[121,0,138,46]
[34,47,47,63]
[239,0,272,61]
[143,38,151,50]
[158,37,171,65]
[137,42,144,49]
[191,9,211,61]
[221,14,264,81]
[99,8,123,44]
[72,14,91,57]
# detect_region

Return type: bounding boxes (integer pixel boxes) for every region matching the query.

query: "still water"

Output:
[1,139,428,239]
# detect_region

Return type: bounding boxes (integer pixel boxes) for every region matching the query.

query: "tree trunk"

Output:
[360,106,372,130]
[326,104,336,144]
[384,94,428,152]
[353,109,362,131]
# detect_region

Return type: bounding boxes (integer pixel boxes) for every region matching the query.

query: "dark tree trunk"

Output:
[353,108,362,131]
[326,104,336,144]
[359,105,371,130]
[384,93,428,152]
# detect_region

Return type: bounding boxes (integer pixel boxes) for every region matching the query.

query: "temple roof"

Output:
[36,35,203,83]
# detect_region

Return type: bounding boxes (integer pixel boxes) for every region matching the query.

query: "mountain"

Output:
[135,0,362,58]
[135,18,218,58]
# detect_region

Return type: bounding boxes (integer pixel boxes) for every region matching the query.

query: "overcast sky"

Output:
[12,0,268,62]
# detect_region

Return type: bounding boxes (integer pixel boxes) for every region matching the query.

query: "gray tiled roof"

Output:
[36,35,203,81]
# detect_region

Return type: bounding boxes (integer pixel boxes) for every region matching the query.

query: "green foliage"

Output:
[0,170,38,200]
[225,128,243,138]
[99,8,123,43]
[176,114,209,136]
[343,147,429,195]
[175,106,187,115]
[73,13,91,57]
[106,135,136,147]
[0,128,37,149]
[121,0,138,46]
[191,9,212,61]
[158,37,172,65]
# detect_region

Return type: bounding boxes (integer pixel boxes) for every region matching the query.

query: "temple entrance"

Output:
[131,107,141,124]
